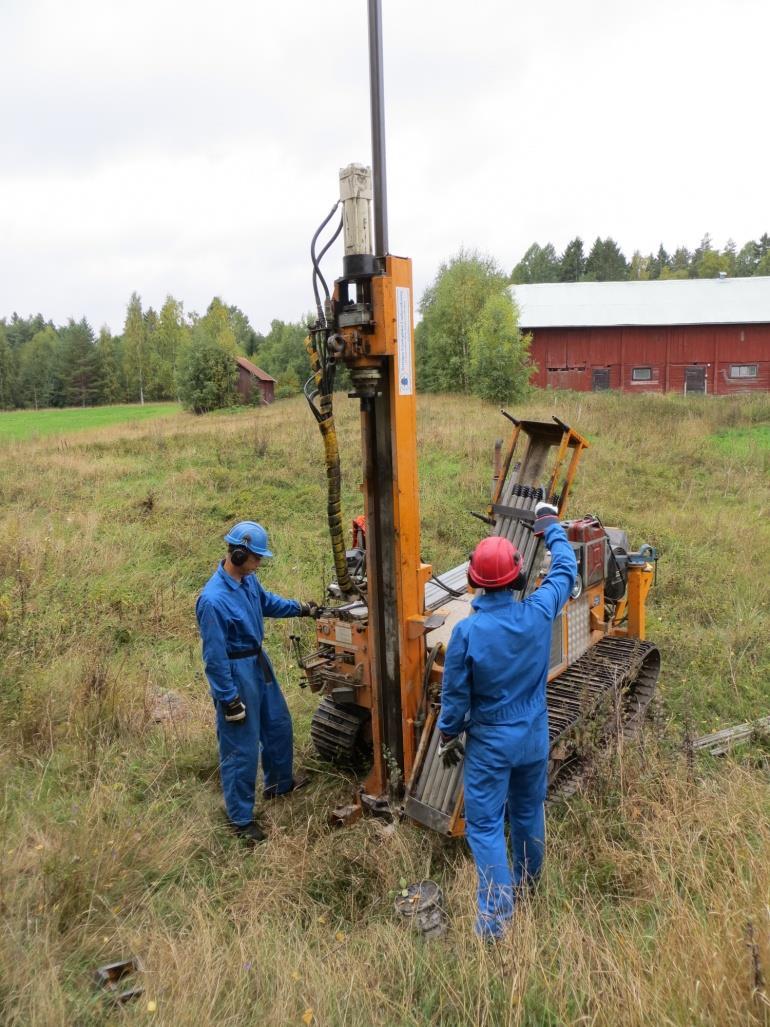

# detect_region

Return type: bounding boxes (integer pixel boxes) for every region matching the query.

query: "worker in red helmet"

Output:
[437,502,577,939]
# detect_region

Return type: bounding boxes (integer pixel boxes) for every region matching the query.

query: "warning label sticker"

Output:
[396,286,413,396]
[335,623,353,645]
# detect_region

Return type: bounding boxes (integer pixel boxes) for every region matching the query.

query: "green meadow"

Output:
[0,391,768,1025]
[0,403,180,443]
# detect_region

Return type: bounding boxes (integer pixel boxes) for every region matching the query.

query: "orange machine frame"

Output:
[318,255,435,798]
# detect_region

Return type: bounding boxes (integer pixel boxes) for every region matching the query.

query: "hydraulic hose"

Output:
[304,334,354,597]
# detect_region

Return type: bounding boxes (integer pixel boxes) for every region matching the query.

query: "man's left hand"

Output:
[437,733,465,768]
[533,502,559,537]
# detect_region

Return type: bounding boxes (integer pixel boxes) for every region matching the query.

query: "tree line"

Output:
[0,256,531,412]
[0,295,314,411]
[511,233,770,284]
[8,230,764,413]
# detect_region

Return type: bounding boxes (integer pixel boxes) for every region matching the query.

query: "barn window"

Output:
[631,367,652,381]
[729,364,757,379]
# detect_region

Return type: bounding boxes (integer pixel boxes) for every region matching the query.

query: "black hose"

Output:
[428,573,466,600]
[415,641,444,731]
[310,202,341,318]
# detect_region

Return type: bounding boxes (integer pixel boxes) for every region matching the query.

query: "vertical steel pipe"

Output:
[415,724,440,800]
[441,758,464,813]
[420,729,443,804]
[368,0,389,257]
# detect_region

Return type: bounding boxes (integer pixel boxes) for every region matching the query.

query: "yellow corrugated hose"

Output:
[305,335,354,596]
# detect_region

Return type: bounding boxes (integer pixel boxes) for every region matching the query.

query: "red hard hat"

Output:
[468,536,523,589]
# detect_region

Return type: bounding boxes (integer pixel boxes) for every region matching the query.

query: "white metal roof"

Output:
[510,277,770,329]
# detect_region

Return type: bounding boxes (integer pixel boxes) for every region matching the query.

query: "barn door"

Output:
[684,366,706,395]
[592,368,610,391]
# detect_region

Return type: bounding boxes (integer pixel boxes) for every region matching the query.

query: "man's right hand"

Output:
[437,733,465,768]
[223,696,247,723]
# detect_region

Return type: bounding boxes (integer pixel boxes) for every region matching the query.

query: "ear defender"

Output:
[230,533,252,567]
[230,546,248,566]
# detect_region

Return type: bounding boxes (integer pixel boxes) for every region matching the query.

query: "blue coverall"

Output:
[195,563,302,826]
[438,522,577,938]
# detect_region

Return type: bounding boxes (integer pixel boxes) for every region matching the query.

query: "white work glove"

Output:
[533,502,559,537]
[223,696,247,723]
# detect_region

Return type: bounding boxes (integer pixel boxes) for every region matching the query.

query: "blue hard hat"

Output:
[223,521,273,557]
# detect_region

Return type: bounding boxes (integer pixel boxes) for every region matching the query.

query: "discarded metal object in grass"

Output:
[693,715,770,756]
[94,956,144,1005]
[394,880,447,940]
[329,803,361,827]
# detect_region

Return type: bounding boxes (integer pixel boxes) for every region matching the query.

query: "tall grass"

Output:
[0,390,768,1024]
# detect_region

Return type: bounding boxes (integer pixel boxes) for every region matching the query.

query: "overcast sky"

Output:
[1,0,768,336]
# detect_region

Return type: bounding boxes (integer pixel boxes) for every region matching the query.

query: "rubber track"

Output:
[547,635,660,799]
[310,696,371,764]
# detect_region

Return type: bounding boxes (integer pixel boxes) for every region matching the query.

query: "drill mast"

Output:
[303,0,431,801]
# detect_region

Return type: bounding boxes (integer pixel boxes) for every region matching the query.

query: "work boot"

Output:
[263,775,310,801]
[230,820,267,845]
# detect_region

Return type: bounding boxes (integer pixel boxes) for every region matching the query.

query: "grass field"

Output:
[0,390,768,1025]
[0,402,181,442]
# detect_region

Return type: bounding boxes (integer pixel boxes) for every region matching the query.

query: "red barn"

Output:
[235,356,276,404]
[511,277,770,395]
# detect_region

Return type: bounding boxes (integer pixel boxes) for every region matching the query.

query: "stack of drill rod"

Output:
[493,481,545,600]
[410,728,466,817]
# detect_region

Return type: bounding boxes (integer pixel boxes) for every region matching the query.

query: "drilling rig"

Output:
[298,0,660,832]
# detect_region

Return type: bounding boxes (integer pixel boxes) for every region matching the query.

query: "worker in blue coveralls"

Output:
[437,502,577,938]
[196,521,320,845]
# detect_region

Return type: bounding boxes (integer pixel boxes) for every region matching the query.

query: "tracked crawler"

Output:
[299,409,661,832]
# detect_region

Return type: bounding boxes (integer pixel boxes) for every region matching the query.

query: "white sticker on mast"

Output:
[396,286,413,396]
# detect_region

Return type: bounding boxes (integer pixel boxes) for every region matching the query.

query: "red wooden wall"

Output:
[528,323,770,394]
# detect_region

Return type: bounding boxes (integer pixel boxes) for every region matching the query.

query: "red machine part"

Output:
[352,515,366,549]
[566,517,606,587]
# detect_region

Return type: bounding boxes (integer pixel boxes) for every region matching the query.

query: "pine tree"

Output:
[4,313,47,353]
[722,239,737,276]
[96,326,123,403]
[511,243,560,284]
[649,245,669,279]
[226,304,259,354]
[0,324,17,408]
[122,292,147,404]
[60,319,100,406]
[661,247,691,280]
[584,238,628,281]
[559,238,586,282]
[735,240,760,277]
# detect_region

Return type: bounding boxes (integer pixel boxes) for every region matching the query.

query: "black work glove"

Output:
[223,696,246,723]
[437,733,465,768]
[299,601,321,618]
[533,501,559,538]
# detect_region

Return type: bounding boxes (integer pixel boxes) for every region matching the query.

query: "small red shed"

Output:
[511,277,770,395]
[235,356,276,404]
